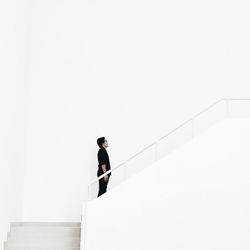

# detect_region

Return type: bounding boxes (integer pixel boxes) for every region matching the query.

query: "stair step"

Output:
[10,226,81,235]
[10,222,81,227]
[6,237,80,247]
[5,247,80,250]
[9,229,81,238]
[7,231,81,239]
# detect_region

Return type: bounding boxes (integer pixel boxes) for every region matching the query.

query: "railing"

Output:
[81,98,250,250]
[87,98,250,201]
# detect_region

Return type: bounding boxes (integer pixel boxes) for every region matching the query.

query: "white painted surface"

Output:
[1,0,250,246]
[0,0,30,249]
[22,0,250,221]
[85,118,250,250]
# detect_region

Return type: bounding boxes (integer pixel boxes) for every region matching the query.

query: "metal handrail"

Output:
[89,98,250,188]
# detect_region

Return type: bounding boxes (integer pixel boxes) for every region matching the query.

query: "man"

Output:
[97,137,111,197]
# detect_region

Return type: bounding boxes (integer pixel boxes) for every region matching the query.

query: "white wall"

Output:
[22,0,250,221]
[85,118,250,250]
[0,0,30,248]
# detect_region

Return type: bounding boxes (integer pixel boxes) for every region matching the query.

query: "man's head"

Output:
[97,137,108,149]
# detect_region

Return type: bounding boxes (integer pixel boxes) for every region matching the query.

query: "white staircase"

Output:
[4,222,81,250]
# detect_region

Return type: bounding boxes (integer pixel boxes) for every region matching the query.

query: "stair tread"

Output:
[11,222,81,227]
[6,248,80,250]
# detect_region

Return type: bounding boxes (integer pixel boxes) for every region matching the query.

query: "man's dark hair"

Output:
[97,137,105,148]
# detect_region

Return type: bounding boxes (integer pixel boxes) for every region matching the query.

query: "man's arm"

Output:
[101,164,107,173]
[101,164,109,182]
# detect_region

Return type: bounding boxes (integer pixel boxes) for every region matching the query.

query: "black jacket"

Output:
[97,147,111,177]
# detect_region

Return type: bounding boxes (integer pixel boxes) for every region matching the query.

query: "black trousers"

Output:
[97,170,110,197]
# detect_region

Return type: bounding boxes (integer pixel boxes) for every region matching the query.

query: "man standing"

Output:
[97,137,111,197]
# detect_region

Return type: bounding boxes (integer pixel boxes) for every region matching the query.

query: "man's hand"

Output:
[104,175,109,183]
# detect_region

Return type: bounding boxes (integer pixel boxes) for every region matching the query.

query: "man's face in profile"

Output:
[103,139,108,148]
